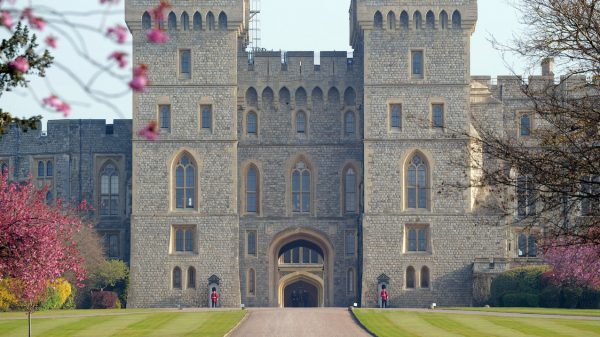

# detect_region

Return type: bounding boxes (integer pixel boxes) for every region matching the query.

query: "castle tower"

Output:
[125,0,247,307]
[352,0,503,307]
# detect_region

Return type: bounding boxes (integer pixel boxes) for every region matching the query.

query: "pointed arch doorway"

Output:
[268,228,335,307]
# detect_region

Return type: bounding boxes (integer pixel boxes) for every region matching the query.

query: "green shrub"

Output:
[539,286,561,308]
[502,293,540,307]
[578,288,600,309]
[560,287,583,309]
[490,266,549,306]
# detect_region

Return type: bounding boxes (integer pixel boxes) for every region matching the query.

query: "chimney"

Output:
[542,58,555,77]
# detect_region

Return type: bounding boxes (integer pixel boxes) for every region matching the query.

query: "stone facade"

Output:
[1,0,548,308]
[0,120,133,262]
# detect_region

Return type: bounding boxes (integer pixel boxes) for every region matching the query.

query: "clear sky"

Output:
[1,0,528,127]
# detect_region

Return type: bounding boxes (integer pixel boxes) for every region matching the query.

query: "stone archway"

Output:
[279,272,323,307]
[268,227,335,307]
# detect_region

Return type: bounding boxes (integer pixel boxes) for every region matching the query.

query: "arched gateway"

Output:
[268,228,334,307]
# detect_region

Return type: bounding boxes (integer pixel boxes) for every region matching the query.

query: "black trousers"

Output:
[381,300,387,308]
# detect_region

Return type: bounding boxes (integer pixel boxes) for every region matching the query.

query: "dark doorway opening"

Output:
[284,280,318,307]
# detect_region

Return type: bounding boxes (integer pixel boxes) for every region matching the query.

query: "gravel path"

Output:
[227,308,372,337]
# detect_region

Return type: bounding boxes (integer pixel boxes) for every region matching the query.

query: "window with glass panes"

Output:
[246,230,257,256]
[407,154,428,209]
[180,49,191,78]
[159,104,170,130]
[175,155,195,209]
[296,112,306,133]
[390,104,401,129]
[411,50,423,78]
[406,226,429,252]
[173,226,195,253]
[582,175,600,215]
[246,166,258,213]
[292,161,310,213]
[279,246,321,264]
[432,104,444,128]
[103,233,120,258]
[345,231,356,255]
[35,159,53,200]
[517,175,535,217]
[345,168,356,213]
[100,163,119,216]
[173,267,182,288]
[517,233,537,257]
[247,112,257,134]
[201,105,212,129]
[520,114,531,136]
[345,112,354,135]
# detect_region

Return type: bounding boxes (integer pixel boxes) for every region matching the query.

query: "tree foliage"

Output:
[0,171,86,312]
[89,259,128,292]
[466,0,600,248]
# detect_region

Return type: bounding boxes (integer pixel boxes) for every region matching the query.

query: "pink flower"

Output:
[45,35,57,48]
[43,95,71,117]
[151,1,171,22]
[9,56,29,73]
[146,28,168,43]
[21,8,45,31]
[107,25,128,44]
[137,120,159,140]
[108,51,128,68]
[129,64,149,92]
[0,11,13,29]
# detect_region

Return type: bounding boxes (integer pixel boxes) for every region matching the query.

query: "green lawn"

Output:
[353,309,600,337]
[443,307,600,317]
[0,309,245,337]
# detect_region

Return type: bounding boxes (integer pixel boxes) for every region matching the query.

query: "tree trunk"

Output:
[28,311,31,337]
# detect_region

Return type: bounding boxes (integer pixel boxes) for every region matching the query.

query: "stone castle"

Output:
[1,0,550,308]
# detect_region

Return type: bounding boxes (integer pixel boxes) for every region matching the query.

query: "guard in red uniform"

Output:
[380,285,388,308]
[211,288,219,308]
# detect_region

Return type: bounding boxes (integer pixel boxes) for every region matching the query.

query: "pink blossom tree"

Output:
[0,170,86,336]
[0,0,171,140]
[542,233,600,288]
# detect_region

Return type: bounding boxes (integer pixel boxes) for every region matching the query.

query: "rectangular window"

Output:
[201,105,212,129]
[171,225,196,253]
[345,231,356,256]
[520,113,531,136]
[159,105,170,130]
[582,175,600,215]
[517,176,535,217]
[390,104,402,129]
[247,230,257,256]
[180,49,191,78]
[405,225,429,253]
[103,233,120,258]
[432,104,444,128]
[411,50,424,79]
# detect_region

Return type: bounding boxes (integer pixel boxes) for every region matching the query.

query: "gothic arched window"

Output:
[168,11,177,30]
[218,12,227,30]
[181,12,189,30]
[387,11,396,30]
[187,267,196,288]
[296,111,306,134]
[421,266,430,288]
[374,11,383,29]
[175,154,196,209]
[400,11,409,29]
[292,161,311,213]
[173,267,182,289]
[248,268,256,295]
[406,153,429,209]
[207,12,215,30]
[440,11,448,29]
[193,12,202,30]
[414,11,422,29]
[426,11,435,28]
[452,10,461,29]
[100,163,119,216]
[142,12,151,30]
